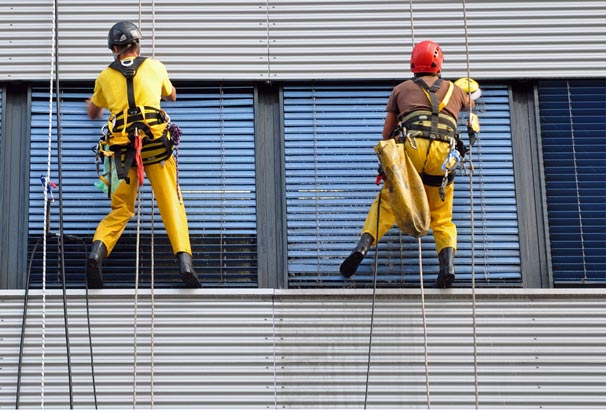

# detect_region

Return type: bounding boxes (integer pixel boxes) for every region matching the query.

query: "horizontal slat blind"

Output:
[284,84,521,287]
[538,80,606,285]
[28,85,257,288]
[1,1,605,81]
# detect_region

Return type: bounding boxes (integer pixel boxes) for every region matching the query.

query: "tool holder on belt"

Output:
[389,77,468,201]
[103,57,173,186]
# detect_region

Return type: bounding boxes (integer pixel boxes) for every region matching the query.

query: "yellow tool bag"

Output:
[374,139,430,238]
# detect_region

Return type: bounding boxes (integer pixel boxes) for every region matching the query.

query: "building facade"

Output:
[0,0,605,408]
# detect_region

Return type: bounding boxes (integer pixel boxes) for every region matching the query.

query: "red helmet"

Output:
[410,40,444,74]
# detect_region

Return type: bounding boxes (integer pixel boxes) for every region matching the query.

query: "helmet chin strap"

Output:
[112,42,139,60]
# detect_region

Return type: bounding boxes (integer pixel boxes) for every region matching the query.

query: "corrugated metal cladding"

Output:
[1,1,606,81]
[284,84,521,288]
[538,80,606,286]
[2,289,606,409]
[27,86,258,288]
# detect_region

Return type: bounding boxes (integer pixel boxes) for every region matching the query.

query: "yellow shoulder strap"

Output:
[421,81,454,112]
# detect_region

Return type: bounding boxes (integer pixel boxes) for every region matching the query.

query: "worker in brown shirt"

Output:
[340,40,479,288]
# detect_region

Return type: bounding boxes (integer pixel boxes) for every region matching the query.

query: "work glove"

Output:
[375,164,386,185]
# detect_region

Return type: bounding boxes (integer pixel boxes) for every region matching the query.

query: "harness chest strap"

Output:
[105,57,172,185]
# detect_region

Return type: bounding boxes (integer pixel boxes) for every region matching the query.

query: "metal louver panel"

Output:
[28,85,257,288]
[0,1,269,81]
[538,80,606,285]
[267,0,606,80]
[1,1,605,81]
[284,84,521,287]
[2,289,606,409]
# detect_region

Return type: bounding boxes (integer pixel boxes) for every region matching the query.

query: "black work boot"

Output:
[340,233,374,278]
[177,252,202,288]
[434,247,455,288]
[86,240,107,289]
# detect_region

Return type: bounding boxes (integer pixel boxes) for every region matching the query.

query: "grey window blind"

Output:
[284,84,522,287]
[28,85,257,288]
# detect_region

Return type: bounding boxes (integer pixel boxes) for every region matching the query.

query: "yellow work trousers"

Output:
[93,155,192,257]
[361,138,457,254]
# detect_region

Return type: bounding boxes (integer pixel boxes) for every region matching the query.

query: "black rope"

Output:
[363,189,382,409]
[51,0,74,406]
[15,234,40,408]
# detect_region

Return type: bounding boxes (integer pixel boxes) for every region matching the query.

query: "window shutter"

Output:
[28,86,257,288]
[284,84,522,287]
[538,80,606,285]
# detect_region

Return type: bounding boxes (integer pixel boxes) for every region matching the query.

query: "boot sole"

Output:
[340,251,364,278]
[433,274,455,289]
[181,273,202,288]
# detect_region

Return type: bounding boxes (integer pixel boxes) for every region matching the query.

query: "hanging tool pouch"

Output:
[374,139,430,238]
[106,57,173,184]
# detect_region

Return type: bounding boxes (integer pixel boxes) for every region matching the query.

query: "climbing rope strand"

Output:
[408,0,415,45]
[40,0,59,404]
[311,85,322,281]
[146,2,158,405]
[150,191,155,408]
[407,1,430,407]
[52,0,75,404]
[271,294,278,409]
[461,0,480,407]
[133,187,142,409]
[566,81,588,282]
[363,191,382,409]
[418,238,431,408]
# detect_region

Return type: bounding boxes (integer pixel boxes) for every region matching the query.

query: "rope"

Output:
[150,2,157,406]
[461,0,480,407]
[39,0,60,403]
[84,274,99,409]
[363,189,381,409]
[566,81,588,282]
[408,1,431,407]
[52,0,75,404]
[418,238,431,408]
[133,187,142,409]
[311,85,322,281]
[150,192,156,408]
[271,294,278,409]
[219,85,226,283]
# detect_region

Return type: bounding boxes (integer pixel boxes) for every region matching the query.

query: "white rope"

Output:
[461,0,480,407]
[311,86,321,280]
[133,186,142,409]
[418,238,431,408]
[150,1,157,407]
[219,85,226,282]
[40,0,59,405]
[271,294,278,409]
[150,192,156,408]
[408,1,431,407]
[566,81,588,282]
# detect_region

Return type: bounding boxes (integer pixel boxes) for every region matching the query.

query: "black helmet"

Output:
[107,21,142,50]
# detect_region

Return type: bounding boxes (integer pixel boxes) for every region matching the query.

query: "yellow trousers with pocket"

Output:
[361,138,457,254]
[93,155,192,256]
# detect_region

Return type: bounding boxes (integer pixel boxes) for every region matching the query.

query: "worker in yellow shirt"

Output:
[85,21,200,288]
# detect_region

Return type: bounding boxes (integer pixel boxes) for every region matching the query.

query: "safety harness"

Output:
[392,77,468,200]
[96,56,173,188]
